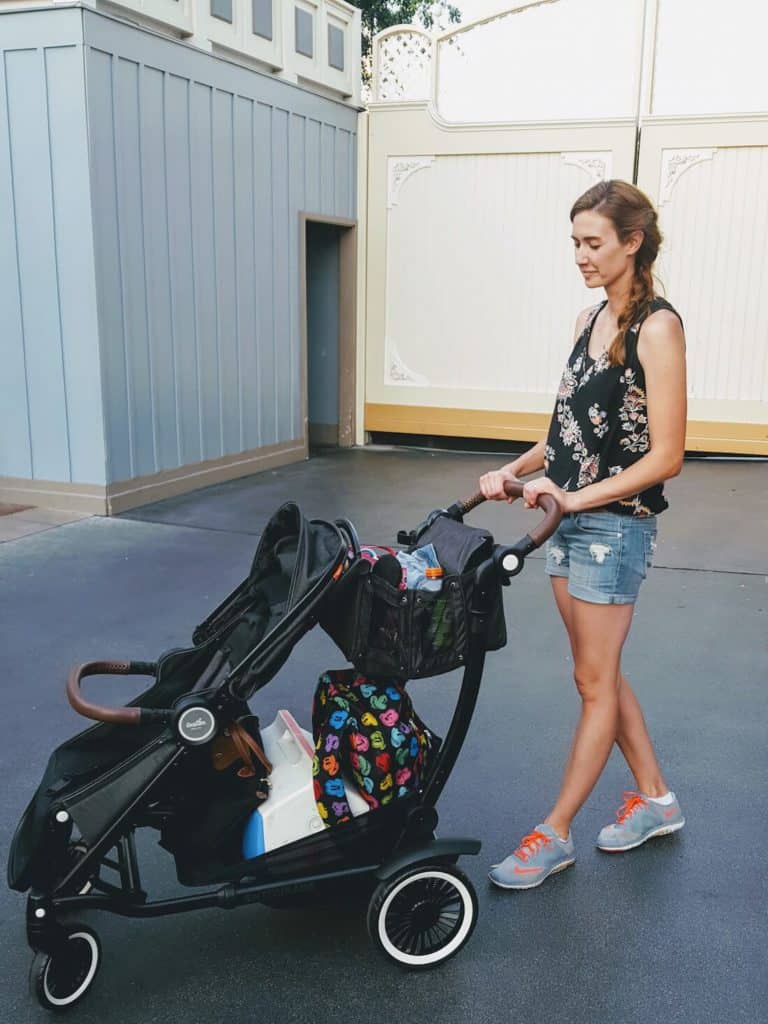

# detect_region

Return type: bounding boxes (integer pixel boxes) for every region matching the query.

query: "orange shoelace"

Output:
[513,829,553,862]
[616,791,648,824]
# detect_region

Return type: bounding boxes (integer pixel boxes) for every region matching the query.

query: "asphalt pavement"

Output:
[1,447,766,1024]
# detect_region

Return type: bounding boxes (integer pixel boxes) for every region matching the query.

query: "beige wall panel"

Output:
[653,0,768,116]
[436,0,644,123]
[638,117,768,430]
[365,105,636,413]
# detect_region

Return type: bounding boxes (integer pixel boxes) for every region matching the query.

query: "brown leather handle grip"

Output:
[66,661,154,725]
[229,721,273,776]
[457,481,564,549]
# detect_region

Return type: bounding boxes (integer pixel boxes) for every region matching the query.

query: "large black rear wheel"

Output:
[30,924,101,1012]
[367,864,477,969]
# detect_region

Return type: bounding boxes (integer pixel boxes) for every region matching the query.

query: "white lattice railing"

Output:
[373,26,434,103]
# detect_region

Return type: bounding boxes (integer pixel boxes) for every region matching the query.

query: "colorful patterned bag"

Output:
[311,669,440,827]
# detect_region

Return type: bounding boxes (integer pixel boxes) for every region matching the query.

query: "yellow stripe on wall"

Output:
[365,404,768,456]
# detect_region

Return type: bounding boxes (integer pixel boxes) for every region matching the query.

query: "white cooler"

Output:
[242,709,368,859]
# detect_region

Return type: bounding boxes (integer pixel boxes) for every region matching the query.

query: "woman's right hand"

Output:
[479,469,520,503]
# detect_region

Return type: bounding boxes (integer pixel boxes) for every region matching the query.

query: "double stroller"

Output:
[8,484,560,1010]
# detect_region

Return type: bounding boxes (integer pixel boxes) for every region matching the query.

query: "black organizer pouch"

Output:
[322,515,506,680]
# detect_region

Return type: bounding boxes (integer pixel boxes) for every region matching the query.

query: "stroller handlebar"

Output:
[450,480,563,551]
[66,661,160,726]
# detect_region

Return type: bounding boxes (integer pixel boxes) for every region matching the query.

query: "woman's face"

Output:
[571,210,641,289]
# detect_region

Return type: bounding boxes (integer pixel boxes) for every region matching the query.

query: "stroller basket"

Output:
[321,513,506,680]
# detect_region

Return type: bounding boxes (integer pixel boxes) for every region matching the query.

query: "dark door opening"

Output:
[302,215,356,451]
[306,221,340,447]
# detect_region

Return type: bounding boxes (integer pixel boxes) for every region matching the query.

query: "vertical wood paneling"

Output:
[234,94,258,451]
[115,56,155,477]
[140,65,178,472]
[88,48,132,482]
[0,54,32,478]
[305,118,321,213]
[213,88,240,456]
[165,74,201,467]
[272,107,291,442]
[659,146,768,403]
[1,11,357,491]
[4,48,70,480]
[44,46,105,485]
[82,20,357,482]
[321,123,335,214]
[289,113,306,439]
[254,100,276,447]
[190,82,221,461]
[334,128,348,216]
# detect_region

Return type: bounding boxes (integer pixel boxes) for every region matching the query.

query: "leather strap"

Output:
[228,720,273,778]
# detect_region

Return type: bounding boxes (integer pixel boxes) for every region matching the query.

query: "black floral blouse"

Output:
[543,297,683,517]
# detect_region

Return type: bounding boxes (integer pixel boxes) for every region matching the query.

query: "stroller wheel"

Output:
[367,864,478,969]
[29,924,101,1012]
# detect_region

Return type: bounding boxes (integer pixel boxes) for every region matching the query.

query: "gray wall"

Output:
[83,10,357,486]
[0,6,357,496]
[0,10,106,486]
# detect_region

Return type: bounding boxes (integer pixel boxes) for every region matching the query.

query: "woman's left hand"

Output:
[522,477,573,513]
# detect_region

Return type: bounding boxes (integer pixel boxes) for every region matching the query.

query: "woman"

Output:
[480,180,687,890]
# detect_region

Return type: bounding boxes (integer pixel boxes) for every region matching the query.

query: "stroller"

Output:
[8,483,560,1010]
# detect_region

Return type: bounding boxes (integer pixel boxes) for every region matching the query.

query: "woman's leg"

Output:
[615,675,668,796]
[549,580,668,821]
[544,587,633,839]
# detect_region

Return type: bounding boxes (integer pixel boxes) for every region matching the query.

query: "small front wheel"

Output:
[30,924,101,1012]
[367,864,478,969]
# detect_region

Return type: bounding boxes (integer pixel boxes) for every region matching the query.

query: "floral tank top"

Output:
[543,297,683,517]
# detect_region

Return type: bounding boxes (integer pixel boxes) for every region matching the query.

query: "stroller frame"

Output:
[16,485,561,1006]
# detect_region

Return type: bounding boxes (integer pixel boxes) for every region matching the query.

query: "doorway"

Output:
[301,215,356,450]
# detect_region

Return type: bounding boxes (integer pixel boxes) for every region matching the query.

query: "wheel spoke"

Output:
[381,872,472,960]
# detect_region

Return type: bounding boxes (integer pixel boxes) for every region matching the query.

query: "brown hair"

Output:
[570,180,662,366]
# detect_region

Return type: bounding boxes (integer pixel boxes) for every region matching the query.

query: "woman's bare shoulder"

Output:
[638,308,685,345]
[637,308,686,366]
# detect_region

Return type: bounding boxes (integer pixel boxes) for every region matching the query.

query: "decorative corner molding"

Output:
[387,156,435,209]
[561,152,613,183]
[659,149,717,205]
[385,341,431,387]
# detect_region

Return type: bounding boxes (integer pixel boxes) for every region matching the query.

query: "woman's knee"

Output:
[572,664,620,702]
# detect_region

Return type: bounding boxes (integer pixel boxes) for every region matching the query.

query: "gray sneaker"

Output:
[596,791,685,852]
[489,824,575,890]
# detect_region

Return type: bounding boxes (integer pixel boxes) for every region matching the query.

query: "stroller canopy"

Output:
[192,501,347,698]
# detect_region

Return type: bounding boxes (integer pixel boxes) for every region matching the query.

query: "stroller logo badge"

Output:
[178,707,216,744]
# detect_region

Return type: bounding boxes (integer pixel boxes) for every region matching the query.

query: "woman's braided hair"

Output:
[570,180,662,366]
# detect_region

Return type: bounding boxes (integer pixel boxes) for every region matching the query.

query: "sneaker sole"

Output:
[596,818,685,852]
[488,858,575,890]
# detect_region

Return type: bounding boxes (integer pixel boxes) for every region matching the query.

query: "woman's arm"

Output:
[501,440,546,479]
[523,310,687,512]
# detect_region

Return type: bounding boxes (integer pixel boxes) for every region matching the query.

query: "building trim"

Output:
[365,404,768,455]
[1,439,307,515]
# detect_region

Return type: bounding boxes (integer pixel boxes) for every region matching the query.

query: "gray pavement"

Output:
[1,448,766,1023]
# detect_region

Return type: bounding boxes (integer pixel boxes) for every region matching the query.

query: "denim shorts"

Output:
[544,511,657,605]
